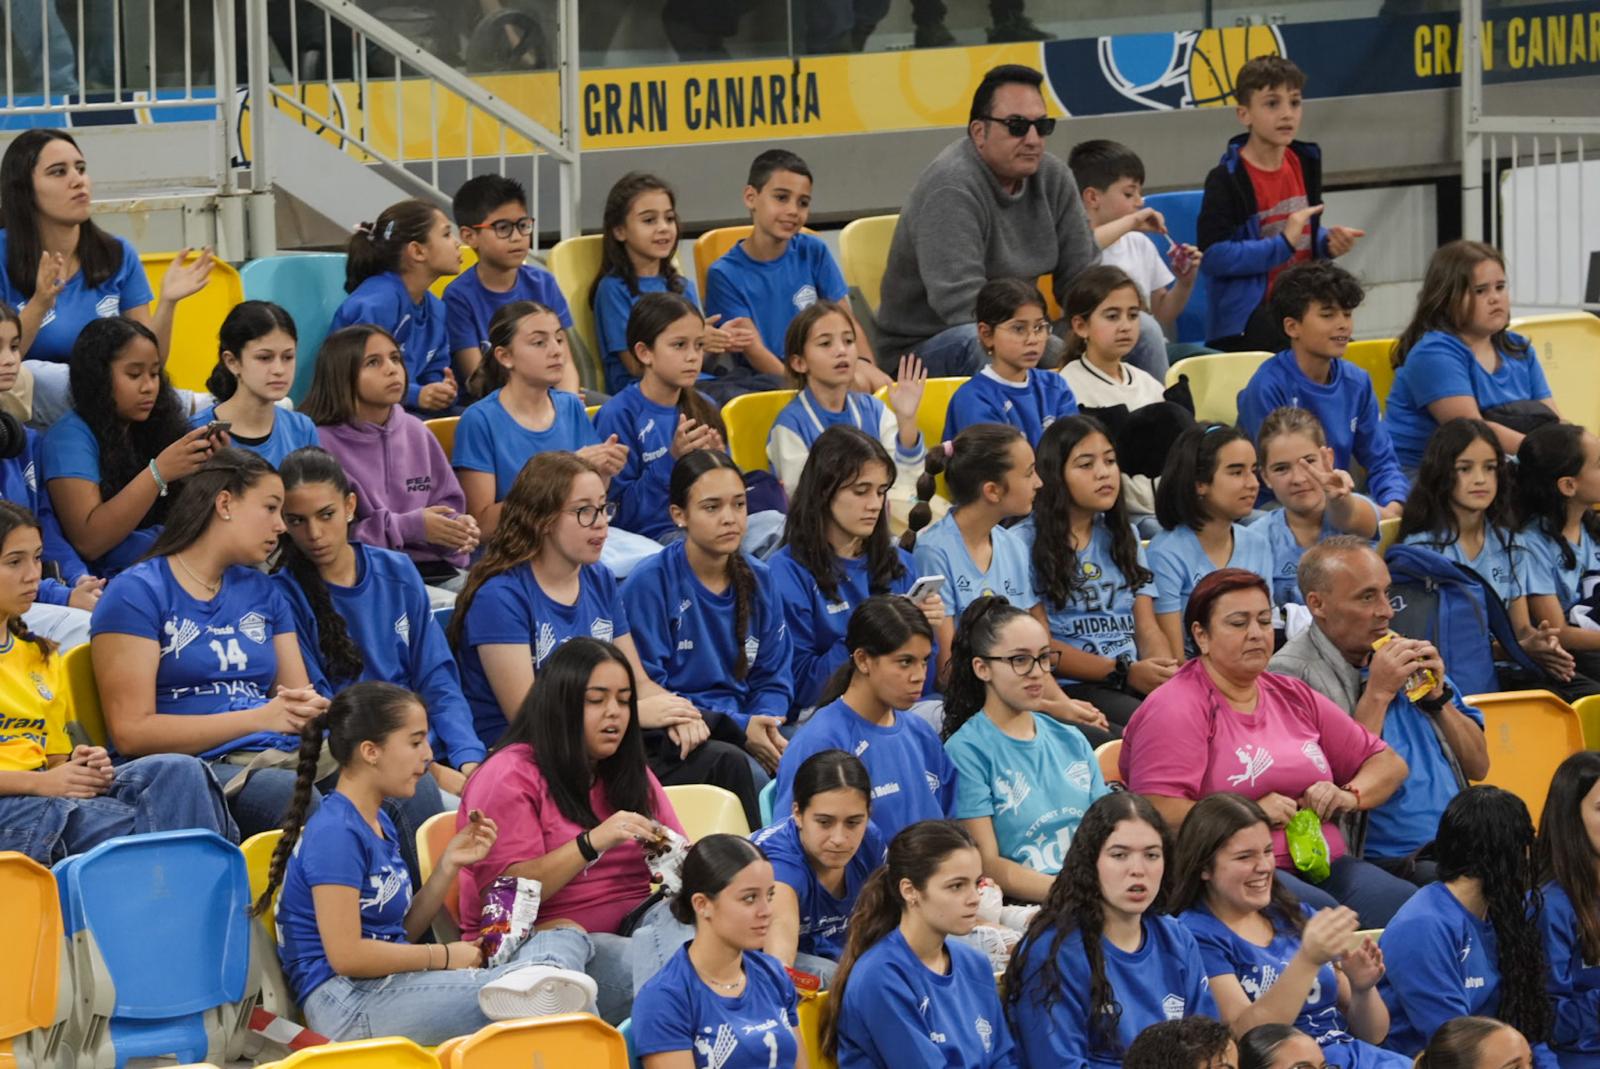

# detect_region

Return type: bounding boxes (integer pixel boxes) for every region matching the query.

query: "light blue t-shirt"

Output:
[913,512,1037,615]
[751,816,887,962]
[704,232,847,358]
[0,231,152,363]
[274,792,411,1002]
[189,404,319,468]
[633,944,800,1069]
[1360,670,1480,860]
[451,388,598,498]
[1521,522,1600,612]
[457,561,629,746]
[943,368,1078,446]
[1146,522,1275,615]
[594,273,702,394]
[1400,526,1532,605]
[945,711,1107,875]
[329,271,450,411]
[1385,330,1552,470]
[1014,514,1155,676]
[1254,497,1376,605]
[40,410,162,575]
[442,262,573,356]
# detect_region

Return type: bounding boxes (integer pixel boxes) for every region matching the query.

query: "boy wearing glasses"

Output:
[444,174,577,395]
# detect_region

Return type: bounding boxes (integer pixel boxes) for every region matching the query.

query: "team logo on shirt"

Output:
[1064,761,1092,792]
[94,295,121,318]
[975,1016,994,1053]
[994,770,1031,815]
[1161,994,1186,1020]
[22,460,35,493]
[394,613,410,643]
[825,600,851,614]
[924,771,942,794]
[792,283,818,312]
[744,635,760,662]
[677,639,695,651]
[1241,963,1280,998]
[361,866,409,914]
[854,740,870,757]
[1301,740,1329,775]
[29,671,53,701]
[694,1024,738,1068]
[534,623,557,666]
[1081,561,1103,580]
[38,309,56,329]
[160,617,201,659]
[591,617,615,642]
[1227,744,1275,788]
[238,612,268,645]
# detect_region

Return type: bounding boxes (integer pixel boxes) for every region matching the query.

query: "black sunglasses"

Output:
[981,114,1057,138]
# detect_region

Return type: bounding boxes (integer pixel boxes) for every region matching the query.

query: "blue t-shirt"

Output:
[1521,522,1600,613]
[0,428,89,605]
[594,273,702,394]
[1236,350,1410,507]
[835,928,1019,1069]
[767,545,919,715]
[189,404,319,468]
[1183,903,1410,1068]
[272,543,485,769]
[457,561,629,747]
[442,263,574,356]
[943,368,1078,446]
[1386,331,1552,470]
[329,272,450,411]
[1379,881,1502,1056]
[274,792,411,1002]
[1255,497,1376,605]
[594,382,702,542]
[633,944,800,1068]
[40,410,162,575]
[1146,522,1275,616]
[1362,670,1480,860]
[750,816,886,962]
[913,512,1037,616]
[1400,526,1532,605]
[703,232,847,359]
[945,711,1107,875]
[1010,914,1217,1069]
[0,231,152,363]
[774,697,955,842]
[621,540,792,729]
[1014,515,1155,676]
[1540,880,1600,1067]
[90,557,297,759]
[452,388,598,498]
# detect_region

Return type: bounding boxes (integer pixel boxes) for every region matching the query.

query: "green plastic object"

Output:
[1286,808,1331,883]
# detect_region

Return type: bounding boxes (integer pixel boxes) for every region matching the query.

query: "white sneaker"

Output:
[477,965,598,1021]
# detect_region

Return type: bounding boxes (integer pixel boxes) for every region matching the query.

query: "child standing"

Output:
[331,199,462,415]
[444,175,576,396]
[705,148,884,393]
[943,279,1078,445]
[193,301,318,467]
[1236,261,1408,518]
[1197,56,1364,350]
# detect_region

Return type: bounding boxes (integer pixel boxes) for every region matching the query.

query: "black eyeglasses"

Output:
[981,115,1057,138]
[980,651,1061,676]
[566,501,618,528]
[465,216,535,239]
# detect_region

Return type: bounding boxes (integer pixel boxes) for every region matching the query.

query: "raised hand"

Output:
[886,353,927,429]
[1326,225,1366,257]
[159,247,216,304]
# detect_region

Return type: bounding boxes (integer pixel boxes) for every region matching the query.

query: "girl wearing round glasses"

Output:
[942,279,1077,447]
[449,450,758,805]
[942,595,1108,903]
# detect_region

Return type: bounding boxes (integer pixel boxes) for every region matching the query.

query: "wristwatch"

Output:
[1106,653,1133,692]
[1416,681,1454,715]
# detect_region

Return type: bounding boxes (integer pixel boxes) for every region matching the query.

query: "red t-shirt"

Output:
[1241,150,1311,293]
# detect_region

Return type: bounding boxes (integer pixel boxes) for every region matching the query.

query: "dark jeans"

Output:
[1368,853,1439,887]
[1276,854,1418,927]
[1062,682,1142,731]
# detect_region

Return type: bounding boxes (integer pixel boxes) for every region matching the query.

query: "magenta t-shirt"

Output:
[1120,659,1387,866]
[456,742,685,938]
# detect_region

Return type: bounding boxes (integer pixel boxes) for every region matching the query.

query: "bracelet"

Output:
[148,458,168,497]
[444,944,452,969]
[1342,784,1362,810]
[576,830,599,863]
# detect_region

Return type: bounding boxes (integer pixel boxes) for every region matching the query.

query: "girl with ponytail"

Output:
[1412,1017,1537,1069]
[942,595,1110,902]
[193,300,317,466]
[824,820,1019,1068]
[1005,792,1215,1068]
[271,447,485,796]
[0,499,234,862]
[622,449,794,778]
[262,681,597,1045]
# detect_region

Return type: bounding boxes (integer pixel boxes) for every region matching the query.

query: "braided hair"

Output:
[901,423,1025,552]
[273,447,366,685]
[669,449,757,679]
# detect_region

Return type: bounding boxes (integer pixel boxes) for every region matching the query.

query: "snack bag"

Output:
[477,875,543,967]
[1285,808,1331,882]
[642,825,692,895]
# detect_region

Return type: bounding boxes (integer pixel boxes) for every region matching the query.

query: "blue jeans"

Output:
[1127,311,1170,382]
[6,0,114,96]
[602,527,664,581]
[1277,855,1417,927]
[302,926,600,1045]
[0,753,237,863]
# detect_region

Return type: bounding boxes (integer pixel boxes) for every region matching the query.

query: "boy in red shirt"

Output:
[1196,56,1365,351]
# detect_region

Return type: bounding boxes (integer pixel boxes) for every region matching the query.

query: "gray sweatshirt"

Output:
[876,137,1100,356]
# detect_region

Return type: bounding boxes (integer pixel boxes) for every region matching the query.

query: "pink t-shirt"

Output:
[1120,659,1387,866]
[456,743,685,938]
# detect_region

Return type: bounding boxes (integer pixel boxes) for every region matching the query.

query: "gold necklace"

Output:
[692,959,746,991]
[172,553,222,596]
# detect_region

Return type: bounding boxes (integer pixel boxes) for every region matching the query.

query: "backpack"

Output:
[1383,542,1542,698]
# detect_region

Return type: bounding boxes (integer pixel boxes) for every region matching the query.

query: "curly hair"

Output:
[1032,415,1150,612]
[778,424,906,602]
[1004,792,1172,1058]
[1398,417,1517,547]
[273,447,366,685]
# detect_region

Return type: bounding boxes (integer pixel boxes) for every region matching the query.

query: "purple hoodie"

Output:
[316,408,469,568]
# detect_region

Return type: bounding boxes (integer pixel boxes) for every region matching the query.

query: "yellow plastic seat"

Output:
[1467,689,1584,826]
[1165,350,1272,426]
[437,1014,627,1068]
[722,388,797,473]
[548,235,605,376]
[1510,312,1600,435]
[1572,694,1600,750]
[873,376,967,449]
[240,830,284,943]
[261,1036,439,1067]
[693,225,819,300]
[664,783,750,838]
[63,642,107,749]
[1094,738,1123,788]
[838,215,897,314]
[231,830,299,1064]
[1343,338,1397,414]
[141,252,246,394]
[0,852,68,1069]
[796,989,837,1069]
[429,245,478,300]
[424,416,459,462]
[586,403,600,420]
[1376,516,1401,556]
[417,811,463,933]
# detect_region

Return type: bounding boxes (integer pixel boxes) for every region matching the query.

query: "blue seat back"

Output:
[240,253,349,405]
[1141,190,1207,345]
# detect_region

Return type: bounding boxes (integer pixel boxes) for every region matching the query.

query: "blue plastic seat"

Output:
[240,254,349,405]
[1141,190,1208,345]
[63,830,252,1068]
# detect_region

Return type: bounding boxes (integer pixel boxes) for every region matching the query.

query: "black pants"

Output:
[647,733,761,831]
[1496,662,1600,703]
[1058,682,1147,748]
[1368,852,1439,887]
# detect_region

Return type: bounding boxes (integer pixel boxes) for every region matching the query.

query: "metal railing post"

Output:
[1459,0,1484,241]
[558,0,581,240]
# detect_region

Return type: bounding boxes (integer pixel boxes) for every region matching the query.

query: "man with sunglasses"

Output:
[877,63,1168,382]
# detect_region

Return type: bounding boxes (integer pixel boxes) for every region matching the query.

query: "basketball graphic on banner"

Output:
[1186,25,1288,107]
